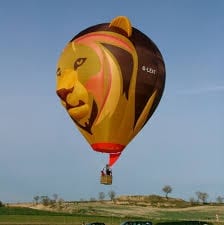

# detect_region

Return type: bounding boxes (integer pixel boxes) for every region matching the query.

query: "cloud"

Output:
[176,85,224,95]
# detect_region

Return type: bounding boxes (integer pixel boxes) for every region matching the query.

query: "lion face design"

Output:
[56,30,137,137]
[56,41,103,134]
[56,67,89,120]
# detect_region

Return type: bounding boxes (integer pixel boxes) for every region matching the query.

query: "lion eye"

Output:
[56,67,61,76]
[74,57,86,70]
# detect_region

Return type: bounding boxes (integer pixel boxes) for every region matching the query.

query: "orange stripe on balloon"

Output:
[75,33,134,52]
[91,143,125,153]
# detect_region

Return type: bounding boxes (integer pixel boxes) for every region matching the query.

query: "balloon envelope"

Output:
[56,16,165,166]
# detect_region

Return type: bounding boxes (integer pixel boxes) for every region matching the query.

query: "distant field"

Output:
[1,205,224,225]
[1,197,224,225]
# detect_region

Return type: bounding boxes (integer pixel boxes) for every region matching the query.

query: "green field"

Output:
[0,206,117,225]
[0,205,224,225]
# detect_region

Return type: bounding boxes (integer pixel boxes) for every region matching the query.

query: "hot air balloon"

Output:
[56,16,166,185]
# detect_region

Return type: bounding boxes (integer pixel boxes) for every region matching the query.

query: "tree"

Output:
[54,198,64,210]
[216,196,224,204]
[33,196,40,205]
[195,191,201,202]
[189,197,196,205]
[108,190,116,201]
[40,196,50,206]
[98,192,106,201]
[58,198,64,208]
[90,197,96,201]
[200,192,209,204]
[162,185,172,199]
[52,193,58,203]
[195,191,209,204]
[0,201,4,207]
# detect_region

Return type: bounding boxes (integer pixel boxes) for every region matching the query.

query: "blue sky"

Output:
[0,0,223,203]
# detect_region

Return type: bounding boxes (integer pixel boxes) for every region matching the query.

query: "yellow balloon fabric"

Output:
[56,16,165,166]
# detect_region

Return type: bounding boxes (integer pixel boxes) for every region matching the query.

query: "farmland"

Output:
[1,195,224,225]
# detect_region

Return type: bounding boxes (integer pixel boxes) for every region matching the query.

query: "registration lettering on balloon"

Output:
[141,65,157,75]
[56,16,166,167]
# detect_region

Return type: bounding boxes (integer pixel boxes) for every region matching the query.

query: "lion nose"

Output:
[56,87,74,101]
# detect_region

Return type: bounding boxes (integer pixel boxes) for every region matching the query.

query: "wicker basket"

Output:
[100,175,112,185]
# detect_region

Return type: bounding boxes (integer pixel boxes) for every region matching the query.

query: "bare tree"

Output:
[189,197,196,205]
[162,185,172,199]
[58,198,64,209]
[216,196,224,204]
[195,191,209,204]
[52,193,58,202]
[108,190,116,201]
[201,192,209,203]
[195,191,201,203]
[40,196,50,206]
[98,192,106,201]
[33,196,39,205]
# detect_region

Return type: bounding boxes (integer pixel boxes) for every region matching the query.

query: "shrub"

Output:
[0,201,4,207]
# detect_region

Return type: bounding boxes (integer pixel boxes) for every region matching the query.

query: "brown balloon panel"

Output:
[56,16,166,167]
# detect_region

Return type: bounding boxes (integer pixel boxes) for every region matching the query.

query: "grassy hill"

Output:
[1,195,224,225]
[115,195,191,208]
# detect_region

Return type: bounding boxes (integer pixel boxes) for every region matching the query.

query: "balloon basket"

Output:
[100,175,112,185]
